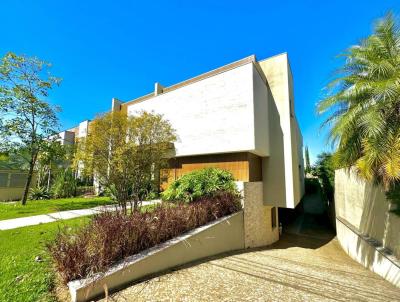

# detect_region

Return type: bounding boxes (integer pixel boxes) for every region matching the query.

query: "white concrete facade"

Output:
[77,120,90,138]
[127,63,262,157]
[57,130,75,145]
[258,54,304,209]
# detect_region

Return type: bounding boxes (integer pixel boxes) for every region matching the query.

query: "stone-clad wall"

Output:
[243,181,279,248]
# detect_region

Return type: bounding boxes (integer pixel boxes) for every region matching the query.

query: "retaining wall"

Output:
[69,211,245,302]
[335,169,400,287]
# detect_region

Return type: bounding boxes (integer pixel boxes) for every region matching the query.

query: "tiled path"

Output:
[102,233,400,302]
[0,200,160,230]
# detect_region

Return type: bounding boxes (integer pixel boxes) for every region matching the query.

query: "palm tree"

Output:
[317,13,400,188]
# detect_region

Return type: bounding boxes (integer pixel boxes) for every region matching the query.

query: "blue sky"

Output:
[1,1,399,162]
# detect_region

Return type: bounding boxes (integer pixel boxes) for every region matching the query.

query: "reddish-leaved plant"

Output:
[48,191,241,283]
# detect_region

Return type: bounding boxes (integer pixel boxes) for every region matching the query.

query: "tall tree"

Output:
[317,13,400,188]
[312,152,335,202]
[0,52,61,205]
[305,145,311,174]
[75,111,176,212]
[36,141,73,191]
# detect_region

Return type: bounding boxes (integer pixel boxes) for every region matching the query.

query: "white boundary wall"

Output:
[335,169,400,287]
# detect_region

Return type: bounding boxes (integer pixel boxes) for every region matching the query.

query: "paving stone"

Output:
[100,234,400,302]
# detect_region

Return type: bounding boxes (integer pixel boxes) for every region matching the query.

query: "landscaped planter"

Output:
[68,210,245,302]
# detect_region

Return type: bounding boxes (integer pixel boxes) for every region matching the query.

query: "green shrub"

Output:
[29,187,51,200]
[161,168,237,203]
[51,168,78,198]
[76,186,94,196]
[386,182,400,216]
[305,178,320,194]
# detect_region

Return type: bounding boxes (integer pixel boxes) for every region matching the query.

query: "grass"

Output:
[0,217,90,302]
[0,196,114,220]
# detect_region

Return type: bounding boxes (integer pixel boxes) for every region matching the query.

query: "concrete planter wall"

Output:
[68,211,245,302]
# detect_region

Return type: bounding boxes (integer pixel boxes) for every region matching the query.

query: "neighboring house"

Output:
[63,53,305,211]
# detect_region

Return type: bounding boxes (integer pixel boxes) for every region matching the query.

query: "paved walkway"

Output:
[0,200,160,230]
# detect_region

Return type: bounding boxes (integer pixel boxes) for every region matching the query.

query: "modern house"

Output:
[65,53,306,300]
[62,53,304,211]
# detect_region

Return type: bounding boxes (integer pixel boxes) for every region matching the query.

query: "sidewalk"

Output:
[0,200,160,230]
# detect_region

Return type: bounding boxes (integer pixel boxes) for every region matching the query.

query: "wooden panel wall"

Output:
[160,152,262,190]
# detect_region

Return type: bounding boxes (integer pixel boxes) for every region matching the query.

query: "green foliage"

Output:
[305,178,320,194]
[0,148,31,170]
[317,13,400,187]
[0,196,113,221]
[29,187,51,200]
[311,152,335,202]
[386,182,400,216]
[0,217,88,302]
[161,168,238,203]
[0,52,61,205]
[75,186,94,196]
[144,190,159,201]
[75,111,176,211]
[51,168,77,198]
[36,141,74,190]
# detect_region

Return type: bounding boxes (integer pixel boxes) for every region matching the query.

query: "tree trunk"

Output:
[21,160,35,205]
[47,168,51,191]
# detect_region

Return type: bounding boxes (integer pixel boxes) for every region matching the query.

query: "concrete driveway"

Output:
[100,192,400,302]
[101,233,399,302]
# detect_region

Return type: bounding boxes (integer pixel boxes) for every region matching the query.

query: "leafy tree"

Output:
[0,52,61,205]
[75,111,176,212]
[317,13,400,188]
[305,145,311,174]
[51,168,77,198]
[36,141,73,191]
[0,148,30,170]
[312,152,335,202]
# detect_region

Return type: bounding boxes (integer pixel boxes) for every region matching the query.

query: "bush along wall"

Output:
[48,191,241,283]
[161,167,238,203]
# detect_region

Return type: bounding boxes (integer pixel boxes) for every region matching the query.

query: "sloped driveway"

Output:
[102,233,400,302]
[103,210,400,301]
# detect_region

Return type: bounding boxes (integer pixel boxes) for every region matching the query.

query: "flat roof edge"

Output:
[122,55,256,108]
